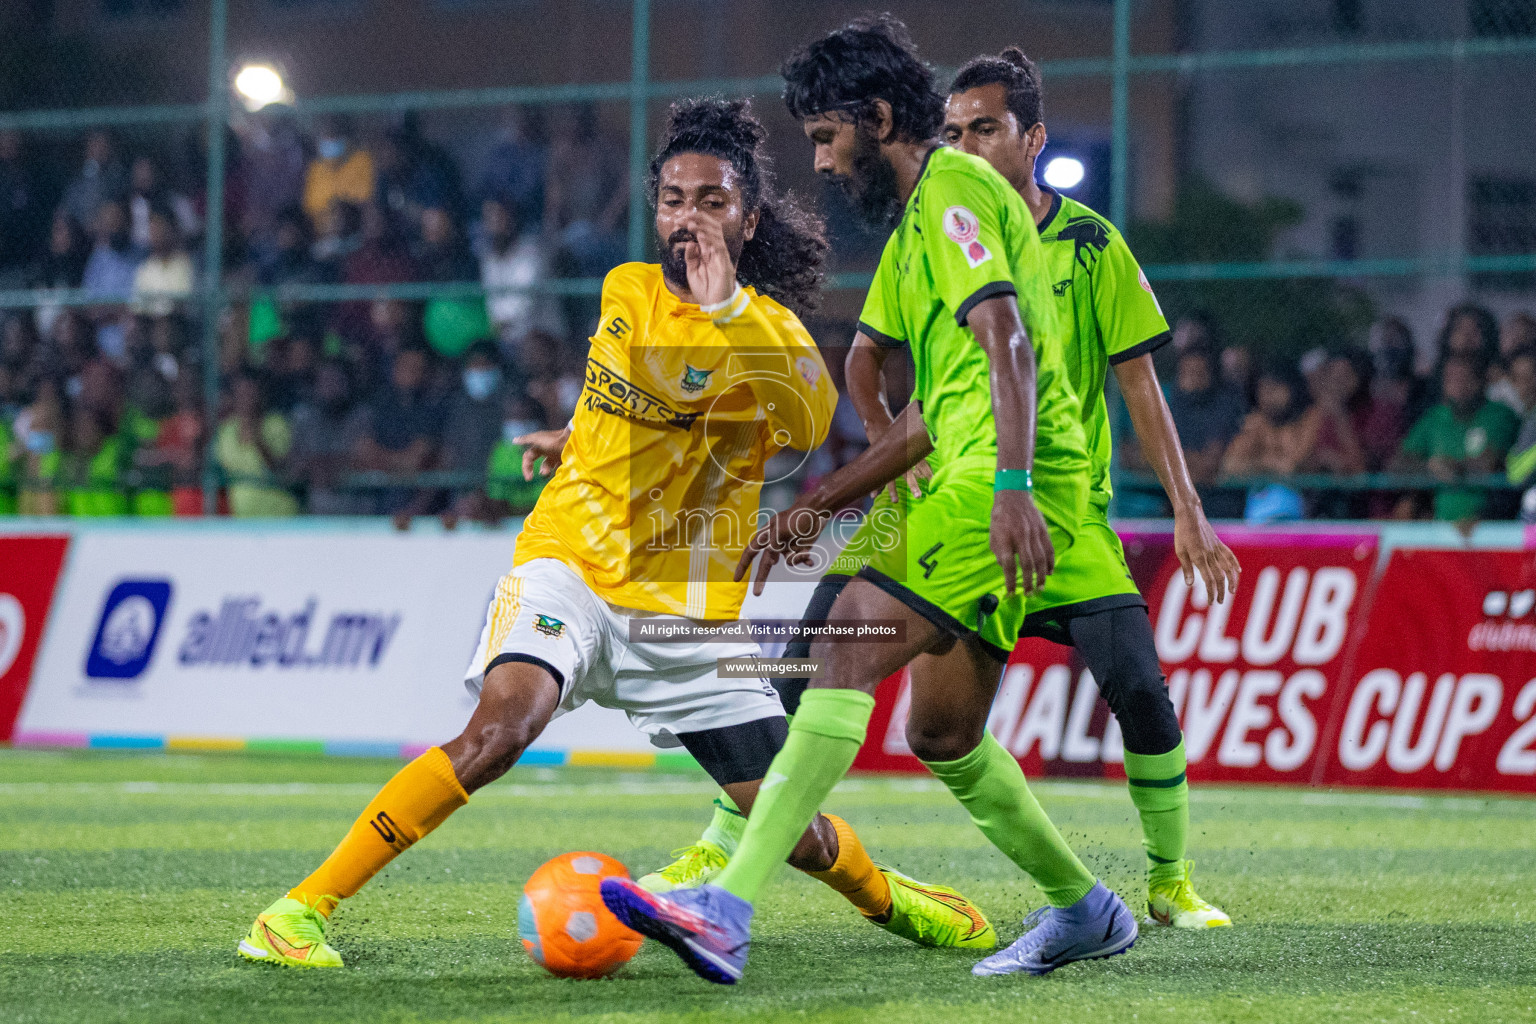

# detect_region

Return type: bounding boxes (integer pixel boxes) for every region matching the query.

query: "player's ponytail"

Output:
[648,97,829,317]
[951,47,1045,129]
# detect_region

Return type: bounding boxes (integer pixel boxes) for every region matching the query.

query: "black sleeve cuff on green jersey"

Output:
[857,320,907,349]
[1108,330,1173,366]
[954,281,1017,327]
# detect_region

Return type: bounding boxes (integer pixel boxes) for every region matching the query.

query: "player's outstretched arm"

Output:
[968,295,1055,597]
[1113,354,1241,603]
[515,426,572,481]
[735,402,934,593]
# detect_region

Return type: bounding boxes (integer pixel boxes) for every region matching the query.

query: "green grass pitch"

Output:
[2,749,1533,1024]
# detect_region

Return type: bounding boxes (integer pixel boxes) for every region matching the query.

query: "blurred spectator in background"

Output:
[1489,312,1536,413]
[1161,345,1244,518]
[131,207,195,320]
[352,345,442,514]
[289,359,368,515]
[236,109,308,250]
[1163,346,1243,485]
[13,376,65,514]
[266,330,321,413]
[545,103,627,277]
[302,115,375,230]
[62,405,129,517]
[1437,303,1498,379]
[136,373,205,516]
[1170,312,1218,358]
[215,371,297,517]
[1369,315,1432,419]
[1360,348,1415,472]
[0,131,48,287]
[311,200,362,278]
[80,200,140,363]
[514,328,581,426]
[1295,352,1368,477]
[1396,355,1518,521]
[2,315,40,393]
[440,342,507,522]
[416,206,486,359]
[377,114,463,228]
[257,207,324,287]
[478,196,561,350]
[44,311,95,395]
[477,108,546,231]
[128,155,199,254]
[27,213,90,339]
[1219,344,1255,413]
[58,131,126,231]
[1224,365,1305,478]
[483,391,551,517]
[337,203,417,343]
[414,206,477,283]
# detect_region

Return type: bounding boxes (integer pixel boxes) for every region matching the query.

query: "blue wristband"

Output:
[994,469,1033,492]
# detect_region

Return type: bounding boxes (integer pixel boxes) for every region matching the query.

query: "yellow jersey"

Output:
[513,262,836,619]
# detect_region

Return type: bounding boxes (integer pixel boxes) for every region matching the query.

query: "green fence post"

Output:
[199,0,229,515]
[627,0,652,262]
[1110,0,1131,229]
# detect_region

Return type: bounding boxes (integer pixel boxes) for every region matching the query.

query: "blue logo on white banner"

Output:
[86,579,173,680]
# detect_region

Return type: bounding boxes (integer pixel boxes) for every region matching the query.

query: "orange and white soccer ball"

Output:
[518,851,643,978]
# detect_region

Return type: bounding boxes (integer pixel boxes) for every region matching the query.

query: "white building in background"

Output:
[1181,0,1536,347]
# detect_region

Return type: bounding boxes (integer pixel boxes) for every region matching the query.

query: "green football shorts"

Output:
[847,460,1087,660]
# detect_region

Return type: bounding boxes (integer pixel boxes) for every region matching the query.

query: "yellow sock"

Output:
[288,746,469,915]
[805,814,892,920]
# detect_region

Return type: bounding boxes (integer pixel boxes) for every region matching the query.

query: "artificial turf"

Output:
[2,748,1533,1024]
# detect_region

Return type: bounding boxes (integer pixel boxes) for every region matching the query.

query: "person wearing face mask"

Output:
[472,392,549,523]
[440,343,508,522]
[302,115,376,231]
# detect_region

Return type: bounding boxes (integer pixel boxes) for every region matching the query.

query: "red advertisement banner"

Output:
[857,532,1384,785]
[0,535,70,742]
[1317,549,1536,791]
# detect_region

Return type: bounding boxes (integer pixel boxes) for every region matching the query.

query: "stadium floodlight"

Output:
[234,64,291,112]
[1043,155,1086,191]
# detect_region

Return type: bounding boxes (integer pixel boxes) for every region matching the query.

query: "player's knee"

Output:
[905,719,984,764]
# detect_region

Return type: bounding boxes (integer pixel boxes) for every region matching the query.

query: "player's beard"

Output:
[659,225,745,296]
[831,125,903,229]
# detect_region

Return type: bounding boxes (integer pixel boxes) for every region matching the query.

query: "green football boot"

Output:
[869,867,997,949]
[636,841,730,894]
[1147,860,1232,928]
[238,896,344,968]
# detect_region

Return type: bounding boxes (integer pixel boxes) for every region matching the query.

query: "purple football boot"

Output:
[600,877,752,984]
[972,881,1137,977]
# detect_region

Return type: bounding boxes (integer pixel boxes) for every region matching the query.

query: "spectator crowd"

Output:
[0,108,608,520]
[1125,306,1536,523]
[1,111,1534,524]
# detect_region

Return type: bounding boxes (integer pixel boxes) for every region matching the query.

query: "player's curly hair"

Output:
[780,13,944,143]
[951,46,1045,129]
[648,97,829,317]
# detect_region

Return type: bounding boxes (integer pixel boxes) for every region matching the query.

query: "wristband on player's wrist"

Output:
[699,283,748,324]
[994,468,1033,492]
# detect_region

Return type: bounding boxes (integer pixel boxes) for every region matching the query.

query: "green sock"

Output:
[923,732,1096,908]
[1123,738,1189,883]
[701,795,746,856]
[713,689,874,903]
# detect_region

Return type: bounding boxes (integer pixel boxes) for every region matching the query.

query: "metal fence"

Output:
[1,0,1533,517]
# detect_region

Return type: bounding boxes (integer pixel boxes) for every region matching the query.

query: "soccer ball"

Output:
[518,851,643,978]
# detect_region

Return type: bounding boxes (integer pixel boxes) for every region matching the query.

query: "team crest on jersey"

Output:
[1053,279,1072,296]
[943,205,992,269]
[532,614,566,638]
[1138,267,1165,316]
[680,365,714,393]
[1056,214,1111,273]
[796,356,821,387]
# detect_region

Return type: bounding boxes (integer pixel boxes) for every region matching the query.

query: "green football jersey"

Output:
[1035,188,1171,513]
[857,147,1087,481]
